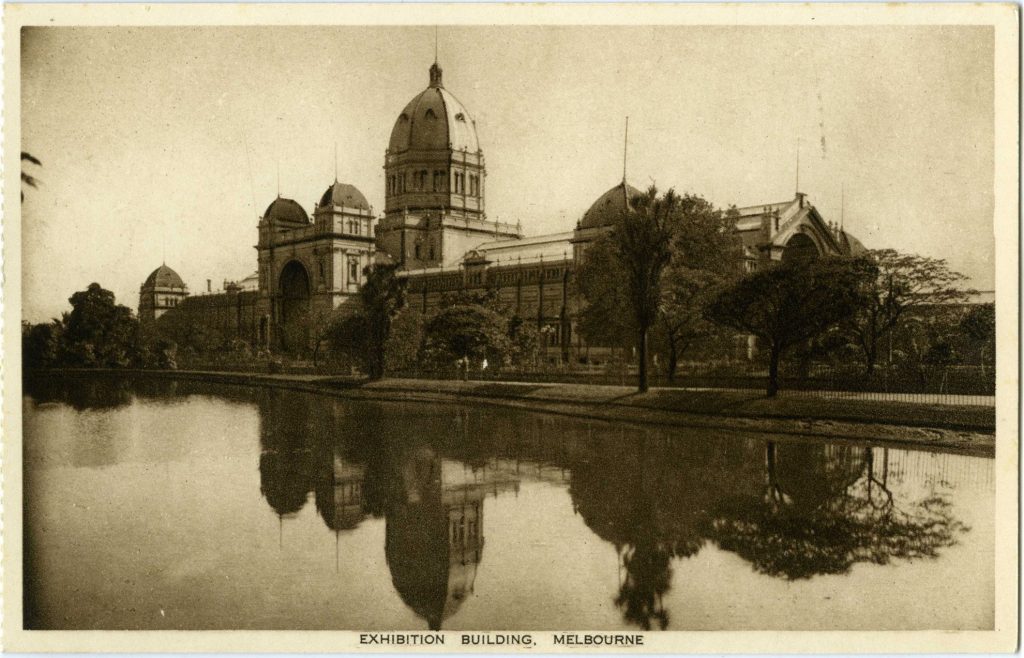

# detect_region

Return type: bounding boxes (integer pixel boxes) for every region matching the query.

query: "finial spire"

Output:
[840,183,845,230]
[795,137,801,195]
[428,27,443,87]
[276,156,280,197]
[622,116,629,184]
[334,142,338,182]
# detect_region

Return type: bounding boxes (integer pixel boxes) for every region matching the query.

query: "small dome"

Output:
[143,264,186,290]
[263,197,310,225]
[318,181,370,211]
[579,181,643,230]
[839,230,867,256]
[388,63,480,154]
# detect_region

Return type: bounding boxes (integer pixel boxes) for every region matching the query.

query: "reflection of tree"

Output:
[24,375,133,411]
[708,442,966,580]
[569,432,763,630]
[614,523,671,630]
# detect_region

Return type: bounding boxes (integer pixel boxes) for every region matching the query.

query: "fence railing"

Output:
[386,362,995,407]
[168,356,995,406]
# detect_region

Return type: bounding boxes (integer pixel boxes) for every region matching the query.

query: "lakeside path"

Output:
[40,369,996,457]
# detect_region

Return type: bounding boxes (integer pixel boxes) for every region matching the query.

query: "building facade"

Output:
[140,58,863,359]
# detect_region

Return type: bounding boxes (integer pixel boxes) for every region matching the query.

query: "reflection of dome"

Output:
[143,264,186,290]
[388,63,480,154]
[579,181,643,230]
[384,448,484,631]
[386,501,481,631]
[263,196,310,225]
[259,450,312,516]
[317,181,370,211]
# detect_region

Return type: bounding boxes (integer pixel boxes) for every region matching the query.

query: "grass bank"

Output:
[36,369,995,457]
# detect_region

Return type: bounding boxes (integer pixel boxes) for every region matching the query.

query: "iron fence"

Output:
[170,355,995,407]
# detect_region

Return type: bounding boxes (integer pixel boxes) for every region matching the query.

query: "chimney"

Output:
[206,279,212,293]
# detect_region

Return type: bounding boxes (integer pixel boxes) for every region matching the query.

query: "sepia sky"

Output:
[20,25,994,322]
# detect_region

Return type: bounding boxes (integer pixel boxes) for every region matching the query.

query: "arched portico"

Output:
[781,232,821,263]
[278,260,311,352]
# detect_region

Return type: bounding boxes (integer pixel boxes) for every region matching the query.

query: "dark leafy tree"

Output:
[326,263,405,378]
[326,312,374,374]
[358,263,406,378]
[959,302,995,373]
[577,186,681,392]
[506,315,540,367]
[22,320,63,370]
[383,308,427,373]
[421,303,511,370]
[575,237,635,352]
[155,310,226,359]
[842,249,970,375]
[657,199,744,382]
[705,257,876,396]
[61,283,140,368]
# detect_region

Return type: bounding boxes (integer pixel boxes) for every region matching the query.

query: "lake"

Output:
[22,376,994,631]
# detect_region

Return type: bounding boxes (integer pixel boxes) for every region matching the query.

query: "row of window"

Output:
[411,266,569,291]
[385,169,481,197]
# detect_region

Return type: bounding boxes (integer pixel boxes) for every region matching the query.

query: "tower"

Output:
[138,263,189,328]
[378,61,518,269]
[255,184,375,353]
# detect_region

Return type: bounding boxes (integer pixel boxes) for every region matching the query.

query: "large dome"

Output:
[579,181,643,230]
[263,197,310,225]
[388,63,480,154]
[318,181,370,211]
[143,264,186,290]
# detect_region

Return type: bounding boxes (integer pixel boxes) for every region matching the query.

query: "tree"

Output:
[383,308,427,373]
[656,199,744,382]
[325,312,374,375]
[22,320,63,370]
[421,303,511,372]
[506,315,540,367]
[358,263,406,378]
[326,263,406,378]
[842,249,969,375]
[60,283,141,368]
[577,186,681,392]
[705,257,876,397]
[156,310,226,356]
[959,302,995,373]
[575,237,635,353]
[21,152,41,201]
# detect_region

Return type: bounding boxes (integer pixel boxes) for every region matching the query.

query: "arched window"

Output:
[415,243,421,259]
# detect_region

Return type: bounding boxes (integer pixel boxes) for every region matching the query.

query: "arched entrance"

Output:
[781,233,820,263]
[278,260,311,353]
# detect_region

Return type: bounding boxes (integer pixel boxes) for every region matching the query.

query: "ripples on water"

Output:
[22,376,994,631]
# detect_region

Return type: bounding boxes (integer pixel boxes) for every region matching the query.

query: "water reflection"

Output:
[708,443,965,580]
[23,377,989,631]
[246,389,973,631]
